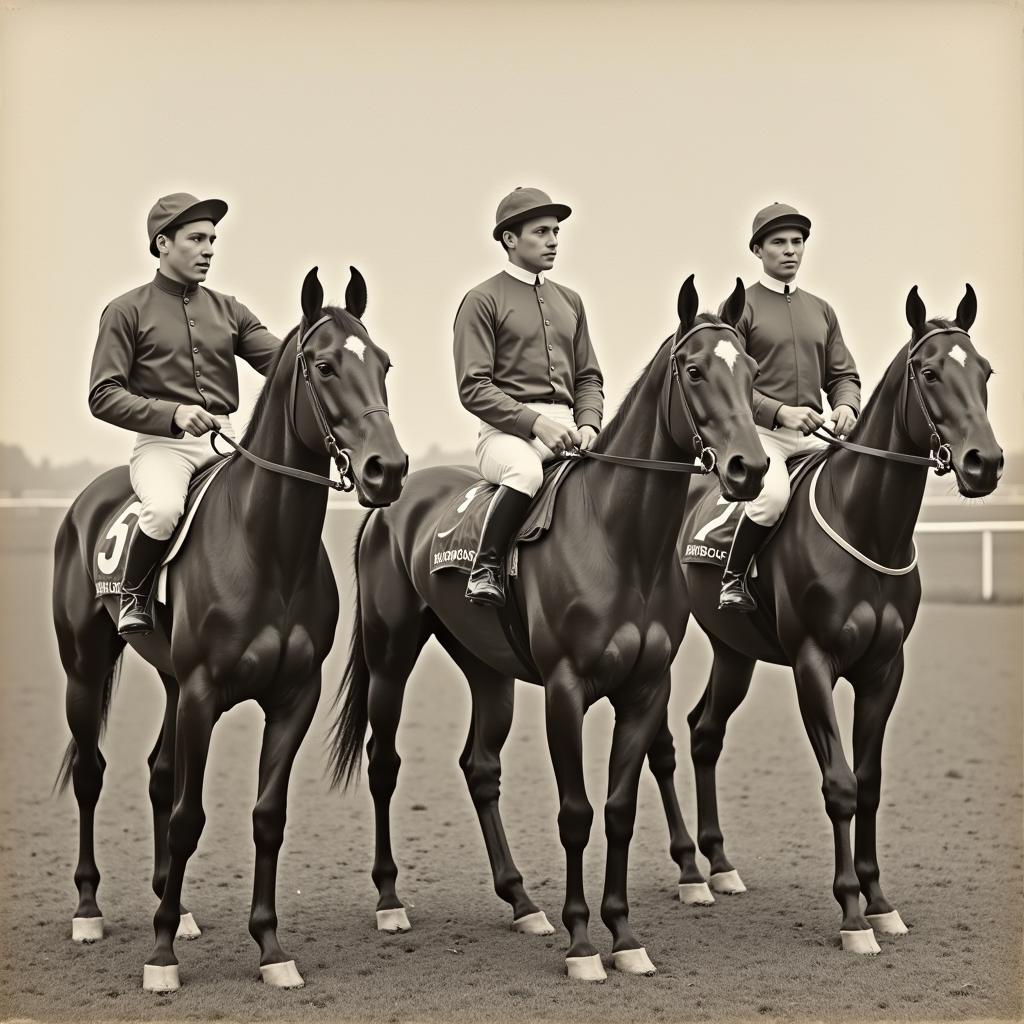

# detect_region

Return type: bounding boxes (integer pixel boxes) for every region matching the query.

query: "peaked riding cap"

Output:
[148,192,228,256]
[493,187,572,241]
[749,202,812,252]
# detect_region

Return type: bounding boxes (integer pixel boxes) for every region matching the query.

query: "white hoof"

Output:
[841,928,881,955]
[260,960,305,988]
[612,947,657,976]
[709,869,747,894]
[566,953,607,982]
[512,911,555,935]
[72,916,104,943]
[376,908,411,932]
[678,881,715,906]
[143,963,180,992]
[176,912,201,940]
[867,910,909,936]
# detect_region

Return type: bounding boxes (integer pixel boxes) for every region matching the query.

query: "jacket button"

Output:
[183,297,189,305]
[538,297,545,303]
[193,346,199,353]
[550,365,555,372]
[544,319,551,326]
[195,369,201,377]
[199,385,205,393]
[188,320,195,327]
[547,344,553,351]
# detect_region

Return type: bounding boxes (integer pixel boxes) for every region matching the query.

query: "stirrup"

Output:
[718,570,756,613]
[465,565,506,607]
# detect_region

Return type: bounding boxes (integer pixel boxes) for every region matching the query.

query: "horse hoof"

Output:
[867,910,909,936]
[376,908,411,932]
[72,916,104,943]
[709,870,747,894]
[176,912,201,940]
[565,953,607,982]
[612,947,657,976]
[678,882,715,906]
[143,964,180,992]
[260,960,305,988]
[512,911,555,935]
[841,929,881,955]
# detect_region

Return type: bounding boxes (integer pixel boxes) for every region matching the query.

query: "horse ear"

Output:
[301,267,324,323]
[677,274,699,331]
[720,277,746,328]
[905,285,927,339]
[345,265,368,319]
[955,283,977,332]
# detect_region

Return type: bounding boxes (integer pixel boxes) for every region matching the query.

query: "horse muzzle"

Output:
[354,452,409,507]
[718,450,769,503]
[952,442,1003,499]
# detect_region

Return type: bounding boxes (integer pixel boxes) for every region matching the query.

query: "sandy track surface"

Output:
[1,528,1021,1022]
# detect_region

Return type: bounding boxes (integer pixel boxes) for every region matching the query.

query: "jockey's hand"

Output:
[578,425,599,451]
[831,405,858,439]
[775,404,825,435]
[533,415,580,455]
[173,404,219,437]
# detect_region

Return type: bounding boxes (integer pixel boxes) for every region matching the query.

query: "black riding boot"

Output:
[465,485,533,607]
[718,515,773,613]
[117,527,172,636]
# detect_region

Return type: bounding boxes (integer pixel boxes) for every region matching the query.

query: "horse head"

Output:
[669,275,767,501]
[293,266,409,507]
[905,284,1003,497]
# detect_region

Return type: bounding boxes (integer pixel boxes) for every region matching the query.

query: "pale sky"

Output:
[1,0,1020,466]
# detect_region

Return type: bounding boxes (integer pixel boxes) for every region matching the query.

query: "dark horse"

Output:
[329,276,769,981]
[52,267,408,991]
[657,284,1002,953]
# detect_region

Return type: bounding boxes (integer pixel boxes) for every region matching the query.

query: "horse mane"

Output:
[239,306,364,447]
[591,313,725,455]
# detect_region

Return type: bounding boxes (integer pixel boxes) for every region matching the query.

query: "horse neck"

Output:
[229,345,331,565]
[824,345,928,566]
[582,345,692,576]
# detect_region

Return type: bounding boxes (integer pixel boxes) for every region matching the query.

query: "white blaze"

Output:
[714,338,739,371]
[949,343,968,368]
[344,335,367,362]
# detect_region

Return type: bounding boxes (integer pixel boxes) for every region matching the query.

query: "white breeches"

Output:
[476,402,577,498]
[129,416,234,540]
[743,425,827,526]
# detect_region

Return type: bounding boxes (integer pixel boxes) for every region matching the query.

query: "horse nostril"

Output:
[962,449,985,478]
[362,455,385,487]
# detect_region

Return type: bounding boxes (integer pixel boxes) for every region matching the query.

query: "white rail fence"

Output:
[914,520,1022,602]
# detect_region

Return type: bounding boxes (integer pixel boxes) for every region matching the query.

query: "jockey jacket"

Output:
[88,270,282,437]
[737,279,861,430]
[453,265,604,440]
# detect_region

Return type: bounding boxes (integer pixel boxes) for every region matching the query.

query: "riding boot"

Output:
[718,515,773,613]
[117,527,172,636]
[465,485,533,607]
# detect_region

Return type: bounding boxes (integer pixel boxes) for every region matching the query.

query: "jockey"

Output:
[88,193,282,636]
[453,187,605,607]
[719,202,861,612]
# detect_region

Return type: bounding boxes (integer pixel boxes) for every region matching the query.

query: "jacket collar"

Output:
[153,269,201,296]
[760,274,798,295]
[504,262,545,286]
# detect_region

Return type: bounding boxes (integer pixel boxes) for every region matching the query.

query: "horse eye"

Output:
[316,362,332,377]
[686,365,702,381]
[921,367,938,383]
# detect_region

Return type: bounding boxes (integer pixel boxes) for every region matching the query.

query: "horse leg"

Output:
[441,639,553,934]
[687,639,755,894]
[57,605,124,944]
[645,713,711,905]
[792,642,878,954]
[149,673,201,941]
[248,676,321,988]
[600,672,672,976]
[851,653,909,938]
[544,666,604,981]
[142,677,220,991]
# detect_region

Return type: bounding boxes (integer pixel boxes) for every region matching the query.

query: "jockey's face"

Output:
[505,215,560,275]
[753,229,805,283]
[157,219,216,285]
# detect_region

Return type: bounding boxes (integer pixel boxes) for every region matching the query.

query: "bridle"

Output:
[811,326,959,476]
[211,314,390,492]
[570,322,728,475]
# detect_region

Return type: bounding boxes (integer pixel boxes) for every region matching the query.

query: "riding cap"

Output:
[147,193,228,256]
[749,202,812,252]
[493,187,572,241]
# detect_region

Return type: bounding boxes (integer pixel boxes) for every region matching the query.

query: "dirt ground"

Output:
[1,516,1021,1023]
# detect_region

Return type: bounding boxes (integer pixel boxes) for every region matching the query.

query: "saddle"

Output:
[678,448,829,571]
[93,455,233,602]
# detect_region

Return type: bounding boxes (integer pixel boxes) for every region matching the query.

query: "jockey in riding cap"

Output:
[453,187,605,607]
[88,193,282,637]
[719,202,862,612]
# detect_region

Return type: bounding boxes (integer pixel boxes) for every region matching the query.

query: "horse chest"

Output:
[202,623,319,700]
[586,620,675,696]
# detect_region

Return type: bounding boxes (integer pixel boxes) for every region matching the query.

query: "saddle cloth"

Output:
[93,456,232,603]
[678,448,829,570]
[429,457,581,577]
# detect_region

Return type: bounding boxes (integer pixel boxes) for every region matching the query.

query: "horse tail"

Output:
[328,513,374,791]
[53,652,124,795]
